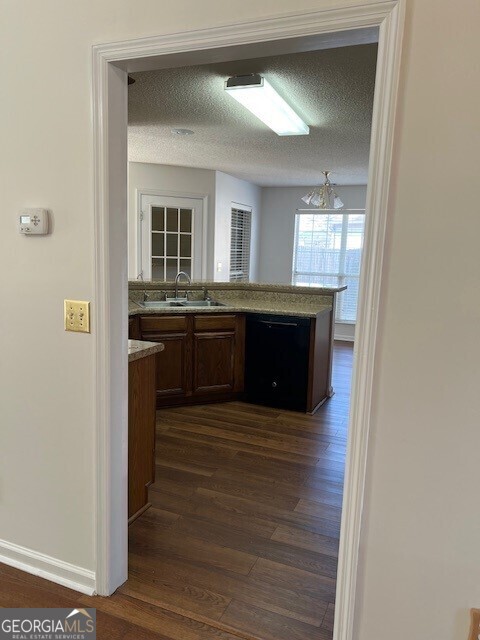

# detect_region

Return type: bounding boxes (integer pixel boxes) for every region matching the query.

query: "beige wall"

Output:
[1,0,479,637]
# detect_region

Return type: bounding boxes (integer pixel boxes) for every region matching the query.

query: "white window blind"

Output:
[230,208,252,282]
[292,212,365,323]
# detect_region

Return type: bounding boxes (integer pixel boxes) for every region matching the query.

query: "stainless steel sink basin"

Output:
[137,300,184,308]
[137,299,226,309]
[180,300,226,307]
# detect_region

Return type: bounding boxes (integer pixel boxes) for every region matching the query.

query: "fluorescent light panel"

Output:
[225,75,309,136]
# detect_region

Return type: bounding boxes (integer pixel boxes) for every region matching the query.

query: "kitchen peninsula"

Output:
[128,281,346,414]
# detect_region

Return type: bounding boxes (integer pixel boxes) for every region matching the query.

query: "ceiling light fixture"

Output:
[224,74,309,137]
[301,171,344,209]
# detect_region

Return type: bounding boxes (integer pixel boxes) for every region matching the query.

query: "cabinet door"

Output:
[154,332,191,398]
[192,331,236,395]
[139,315,191,400]
[129,316,140,340]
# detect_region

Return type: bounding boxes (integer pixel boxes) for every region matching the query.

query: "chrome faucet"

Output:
[137,271,149,302]
[174,271,191,300]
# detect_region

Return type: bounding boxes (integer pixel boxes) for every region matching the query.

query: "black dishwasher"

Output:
[245,314,311,411]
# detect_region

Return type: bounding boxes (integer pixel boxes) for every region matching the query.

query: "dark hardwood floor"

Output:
[0,342,353,640]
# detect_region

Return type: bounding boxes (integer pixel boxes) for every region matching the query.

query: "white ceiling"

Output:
[128,43,378,187]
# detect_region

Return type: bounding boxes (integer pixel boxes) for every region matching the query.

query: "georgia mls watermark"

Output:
[0,608,96,640]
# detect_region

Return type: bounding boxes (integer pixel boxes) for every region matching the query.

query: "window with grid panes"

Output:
[230,208,252,282]
[150,206,193,280]
[292,212,365,322]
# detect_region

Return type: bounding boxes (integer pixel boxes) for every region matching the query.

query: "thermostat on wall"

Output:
[19,208,49,235]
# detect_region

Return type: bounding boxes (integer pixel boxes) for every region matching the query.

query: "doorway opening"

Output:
[92,6,404,640]
[127,43,368,639]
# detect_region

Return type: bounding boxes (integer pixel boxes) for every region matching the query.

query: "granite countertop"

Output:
[128,281,339,319]
[128,299,331,319]
[128,280,347,295]
[128,339,165,363]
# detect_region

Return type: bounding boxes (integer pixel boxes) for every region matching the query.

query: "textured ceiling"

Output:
[128,44,378,187]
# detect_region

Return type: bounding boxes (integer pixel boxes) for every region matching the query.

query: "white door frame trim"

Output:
[92,3,405,638]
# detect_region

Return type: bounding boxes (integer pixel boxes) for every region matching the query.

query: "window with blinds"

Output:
[292,212,365,323]
[230,207,252,282]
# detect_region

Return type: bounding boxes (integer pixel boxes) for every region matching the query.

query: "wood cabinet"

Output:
[137,313,245,407]
[138,316,191,400]
[155,333,190,398]
[192,315,245,396]
[129,315,140,340]
[193,332,236,394]
[129,309,331,414]
[128,352,156,522]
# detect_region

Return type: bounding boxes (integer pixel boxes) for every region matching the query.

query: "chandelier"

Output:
[301,171,344,209]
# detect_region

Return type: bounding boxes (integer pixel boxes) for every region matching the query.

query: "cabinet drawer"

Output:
[194,314,237,332]
[140,315,187,334]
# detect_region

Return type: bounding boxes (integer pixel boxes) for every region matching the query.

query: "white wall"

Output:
[214,171,262,282]
[128,162,216,279]
[1,2,480,637]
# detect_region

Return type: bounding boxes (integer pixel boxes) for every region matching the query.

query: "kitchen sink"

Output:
[137,300,184,308]
[180,300,226,307]
[137,299,226,309]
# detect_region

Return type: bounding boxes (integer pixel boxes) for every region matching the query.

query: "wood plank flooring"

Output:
[0,342,353,640]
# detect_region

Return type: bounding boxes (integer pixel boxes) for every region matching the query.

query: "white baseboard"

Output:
[0,538,96,596]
